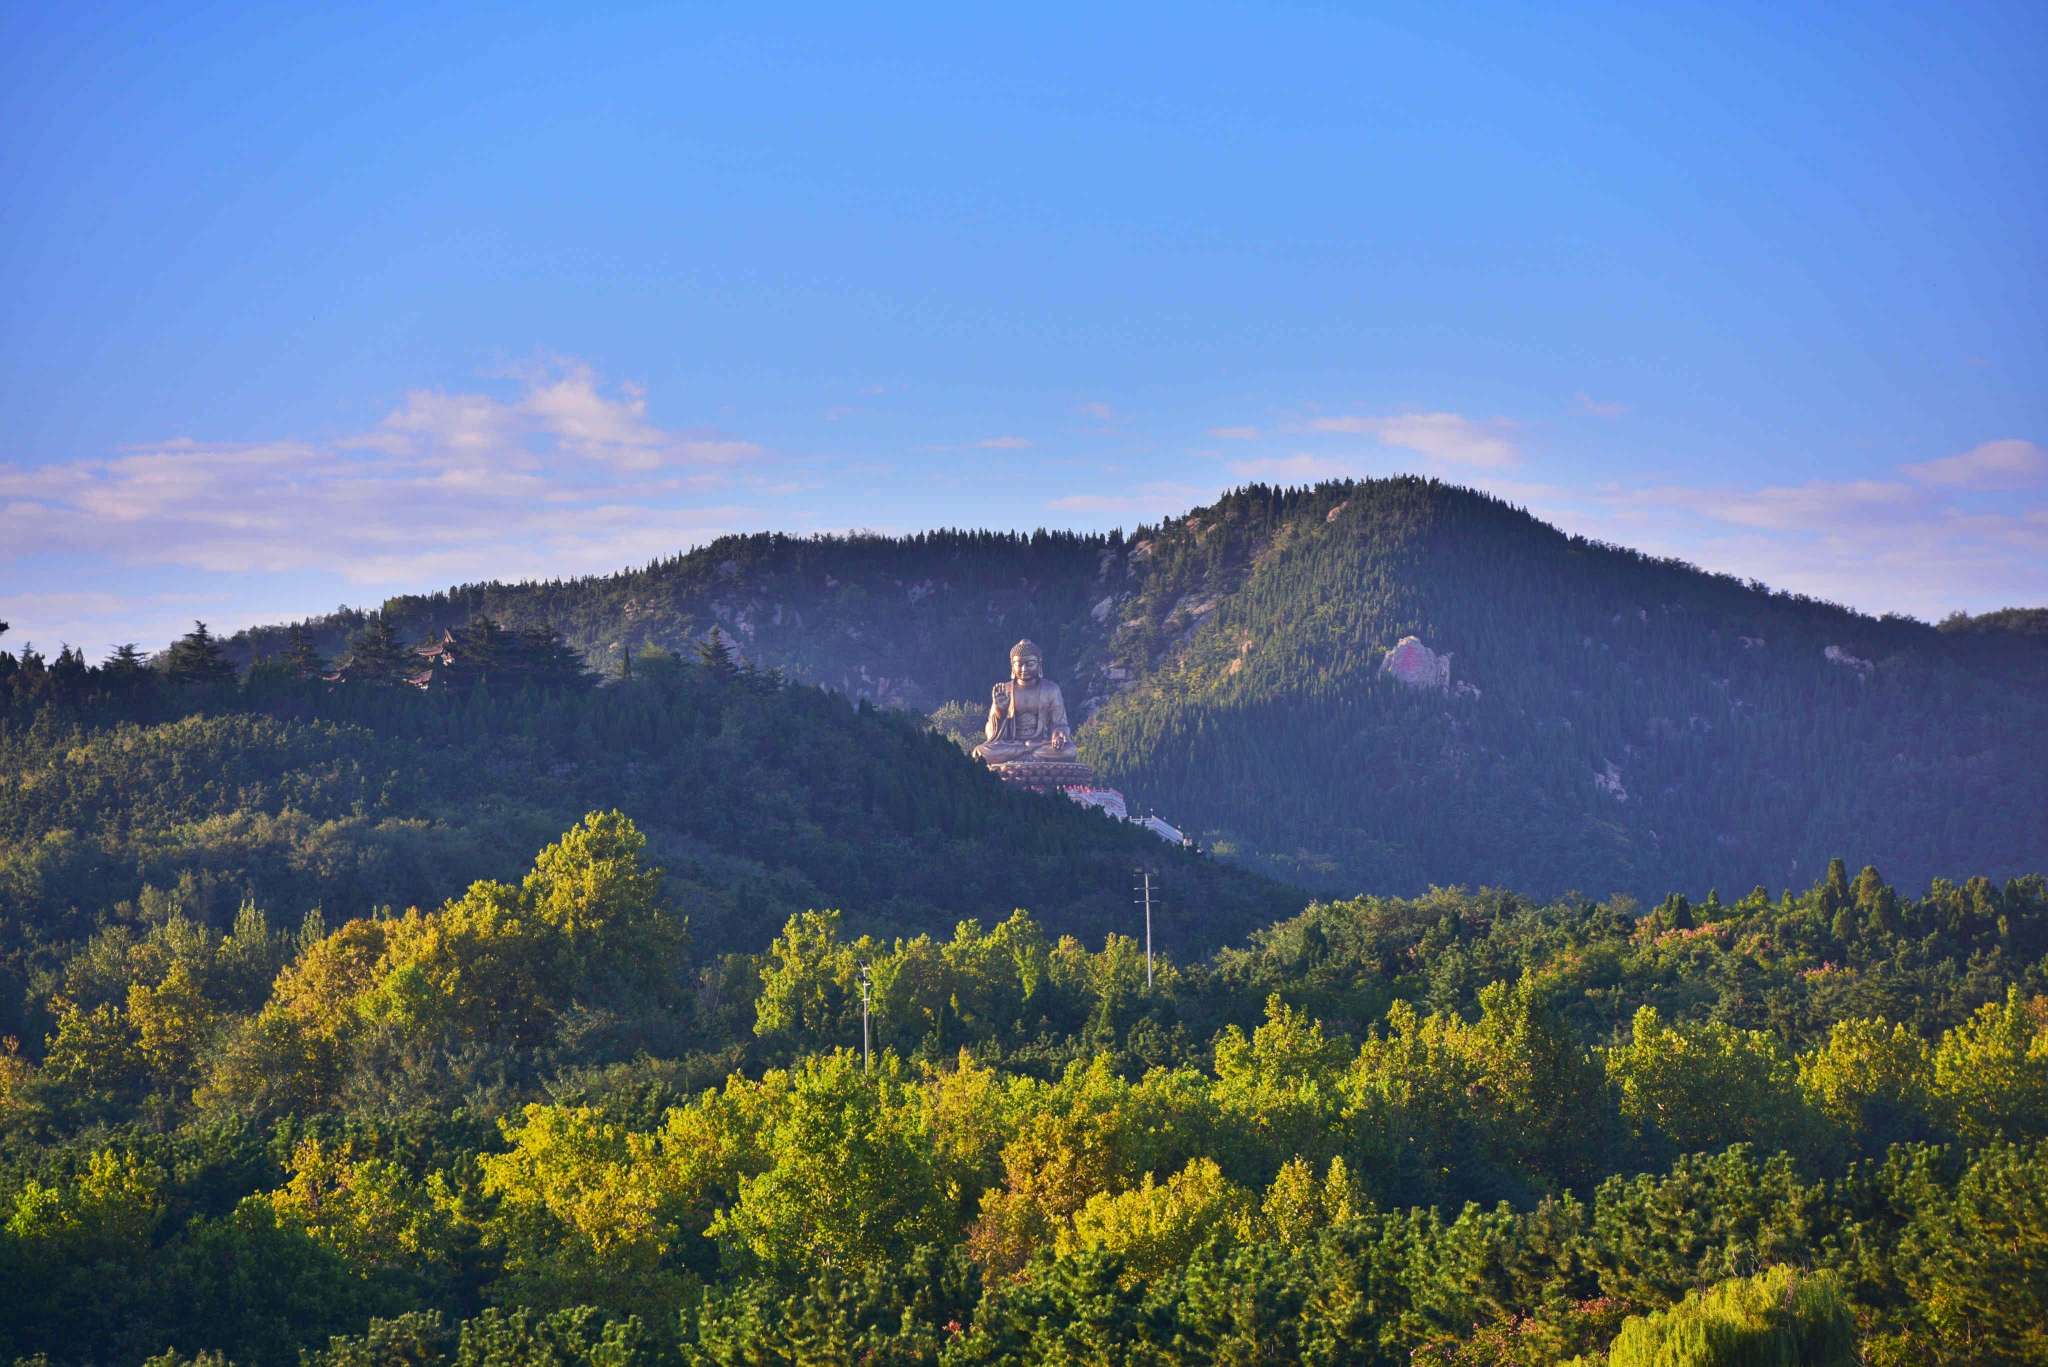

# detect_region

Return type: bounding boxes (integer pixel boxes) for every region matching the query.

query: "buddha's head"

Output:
[1010,639,1044,686]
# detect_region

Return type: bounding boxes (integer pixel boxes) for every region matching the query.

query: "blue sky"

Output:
[3,2,2043,654]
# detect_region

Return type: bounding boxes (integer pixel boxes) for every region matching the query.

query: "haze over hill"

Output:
[226,477,2048,904]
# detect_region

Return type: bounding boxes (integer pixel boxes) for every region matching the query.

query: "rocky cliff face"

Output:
[1381,635,1452,690]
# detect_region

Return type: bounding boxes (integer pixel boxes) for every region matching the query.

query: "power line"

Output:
[1134,867,1155,990]
[858,960,872,1073]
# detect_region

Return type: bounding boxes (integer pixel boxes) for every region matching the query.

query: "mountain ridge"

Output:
[222,477,2048,903]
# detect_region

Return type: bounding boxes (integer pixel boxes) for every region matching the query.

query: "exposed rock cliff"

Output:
[1381,635,1452,690]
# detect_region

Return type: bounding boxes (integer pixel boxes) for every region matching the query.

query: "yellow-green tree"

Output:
[40,997,147,1102]
[752,910,861,1048]
[263,1137,460,1283]
[1059,1156,1253,1284]
[922,1051,1026,1225]
[1259,1154,1364,1245]
[126,961,220,1089]
[966,1055,1216,1276]
[1797,1018,1933,1140]
[1605,1006,1810,1154]
[479,1101,716,1318]
[356,883,550,1044]
[1930,988,2048,1141]
[6,1148,167,1257]
[1597,1266,1854,1367]
[1211,994,1350,1176]
[710,1050,943,1278]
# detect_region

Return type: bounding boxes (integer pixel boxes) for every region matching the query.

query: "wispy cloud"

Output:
[1302,412,1519,468]
[1902,438,2047,490]
[1208,425,1261,440]
[351,361,761,472]
[1572,392,1629,418]
[1077,401,1118,424]
[1609,479,1919,532]
[973,435,1034,450]
[1226,453,1371,482]
[0,589,246,657]
[1588,456,2048,617]
[1047,481,1209,519]
[0,361,772,646]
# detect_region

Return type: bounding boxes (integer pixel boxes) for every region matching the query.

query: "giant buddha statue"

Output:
[973,639,1096,787]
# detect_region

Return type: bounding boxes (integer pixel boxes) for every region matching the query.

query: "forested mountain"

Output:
[224,477,2048,902]
[0,648,1290,1051]
[3,488,2044,1365]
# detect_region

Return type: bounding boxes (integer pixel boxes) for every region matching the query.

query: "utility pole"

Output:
[1135,868,1154,990]
[858,961,873,1073]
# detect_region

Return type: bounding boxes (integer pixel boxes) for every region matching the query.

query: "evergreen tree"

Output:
[50,645,90,699]
[341,614,412,686]
[161,621,236,686]
[696,626,738,681]
[450,616,510,685]
[103,643,153,694]
[282,625,328,680]
[514,624,590,690]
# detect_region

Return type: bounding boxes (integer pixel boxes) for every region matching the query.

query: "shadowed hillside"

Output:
[219,477,2048,902]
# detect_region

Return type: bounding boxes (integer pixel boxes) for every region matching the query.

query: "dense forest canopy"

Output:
[1,807,2043,1364]
[199,477,2048,903]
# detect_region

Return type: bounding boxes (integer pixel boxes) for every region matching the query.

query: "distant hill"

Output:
[0,663,1294,1015]
[224,477,2048,902]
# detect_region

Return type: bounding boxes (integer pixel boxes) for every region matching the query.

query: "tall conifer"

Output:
[161,621,236,686]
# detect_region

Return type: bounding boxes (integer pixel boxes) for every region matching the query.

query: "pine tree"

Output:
[697,626,739,681]
[514,625,589,691]
[342,614,411,686]
[282,625,328,680]
[102,643,151,692]
[161,621,236,686]
[452,616,510,684]
[49,646,90,699]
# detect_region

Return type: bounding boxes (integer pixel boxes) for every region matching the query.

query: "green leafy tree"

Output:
[263,1137,462,1288]
[1599,1266,1854,1367]
[1057,1156,1253,1283]
[709,1050,944,1279]
[1930,987,2048,1140]
[1797,1017,1934,1145]
[1605,1006,1812,1156]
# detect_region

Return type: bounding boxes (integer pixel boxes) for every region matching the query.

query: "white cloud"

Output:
[0,361,766,636]
[974,435,1033,450]
[1902,438,2047,490]
[1077,401,1118,423]
[347,361,760,472]
[1208,425,1261,440]
[1303,412,1519,468]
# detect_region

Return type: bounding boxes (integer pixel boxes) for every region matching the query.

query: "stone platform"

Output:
[986,759,1100,791]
